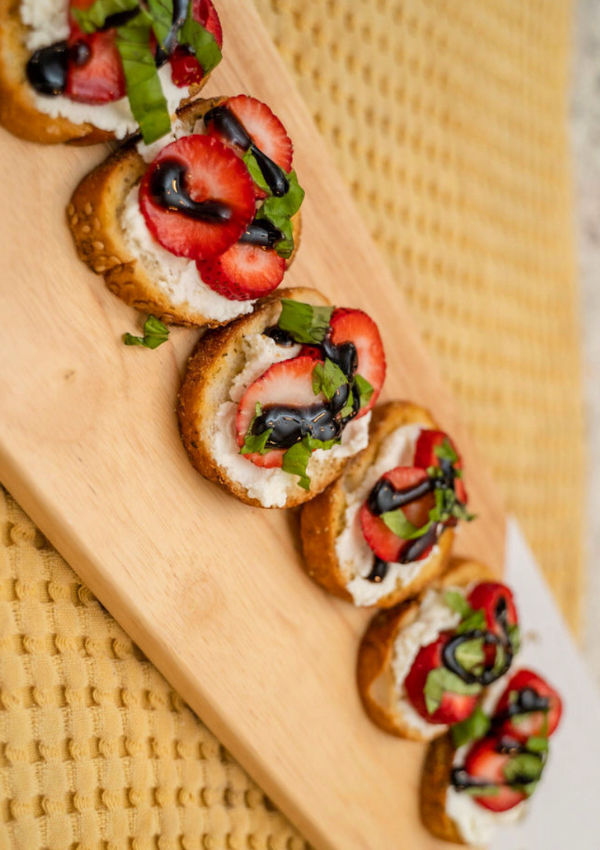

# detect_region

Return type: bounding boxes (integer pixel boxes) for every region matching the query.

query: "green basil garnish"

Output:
[123,314,169,349]
[423,667,481,715]
[451,705,491,748]
[278,300,333,344]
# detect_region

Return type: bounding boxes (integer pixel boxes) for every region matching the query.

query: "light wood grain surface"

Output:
[0,3,505,848]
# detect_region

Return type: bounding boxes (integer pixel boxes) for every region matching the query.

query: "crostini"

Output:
[300,401,473,607]
[356,560,521,741]
[421,667,562,845]
[68,95,304,326]
[0,0,223,144]
[177,288,386,508]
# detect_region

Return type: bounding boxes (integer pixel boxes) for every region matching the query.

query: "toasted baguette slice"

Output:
[420,732,465,844]
[0,1,211,145]
[178,287,372,508]
[300,400,458,608]
[68,97,302,327]
[357,559,494,741]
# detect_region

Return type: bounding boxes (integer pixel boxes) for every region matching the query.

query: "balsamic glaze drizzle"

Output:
[251,329,360,452]
[26,42,69,96]
[155,0,189,65]
[451,735,546,794]
[149,160,233,222]
[442,629,513,687]
[203,105,290,196]
[240,219,284,248]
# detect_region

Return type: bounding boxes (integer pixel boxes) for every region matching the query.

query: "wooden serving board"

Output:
[0,4,506,848]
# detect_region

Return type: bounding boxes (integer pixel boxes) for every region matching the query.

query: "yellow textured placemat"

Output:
[0,487,308,850]
[255,0,585,633]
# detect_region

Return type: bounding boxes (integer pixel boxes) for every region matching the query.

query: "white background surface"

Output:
[491,520,600,849]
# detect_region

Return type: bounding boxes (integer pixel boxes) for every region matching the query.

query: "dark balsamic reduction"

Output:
[154,0,189,64]
[149,160,232,222]
[442,629,513,687]
[492,687,550,727]
[251,328,360,452]
[367,477,434,516]
[203,105,290,196]
[253,403,343,449]
[399,523,439,564]
[100,8,141,31]
[26,42,69,95]
[240,219,284,248]
[366,558,389,583]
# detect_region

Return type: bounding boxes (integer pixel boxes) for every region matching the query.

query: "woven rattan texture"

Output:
[0,487,309,850]
[255,0,585,631]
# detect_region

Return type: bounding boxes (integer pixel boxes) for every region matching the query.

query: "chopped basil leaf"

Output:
[178,3,222,76]
[72,0,139,33]
[116,16,171,144]
[463,785,500,797]
[434,437,459,465]
[312,359,347,400]
[146,0,172,45]
[491,642,507,675]
[526,736,549,754]
[281,434,340,490]
[429,485,476,525]
[503,753,544,785]
[243,149,272,195]
[451,705,491,748]
[339,398,355,419]
[444,590,473,618]
[381,510,432,541]
[278,300,333,344]
[508,623,521,653]
[240,403,273,456]
[455,637,485,674]
[423,667,481,715]
[123,315,169,349]
[515,781,540,798]
[456,609,487,635]
[354,373,374,408]
[256,170,305,259]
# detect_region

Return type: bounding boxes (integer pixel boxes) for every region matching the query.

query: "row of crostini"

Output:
[2,2,562,847]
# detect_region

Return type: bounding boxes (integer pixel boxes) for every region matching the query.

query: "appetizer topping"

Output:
[359,429,472,578]
[450,669,561,812]
[404,583,520,726]
[236,301,385,489]
[25,0,223,143]
[139,135,256,260]
[493,669,562,741]
[123,315,170,349]
[197,240,286,301]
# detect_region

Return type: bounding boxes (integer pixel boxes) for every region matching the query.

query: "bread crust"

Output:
[420,732,466,844]
[357,559,494,742]
[0,0,211,144]
[300,400,456,607]
[178,287,364,508]
[68,97,302,326]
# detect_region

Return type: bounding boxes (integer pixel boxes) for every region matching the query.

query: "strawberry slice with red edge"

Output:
[328,308,386,417]
[359,467,435,563]
[66,0,125,103]
[139,135,256,260]
[170,0,223,87]
[461,735,529,812]
[414,429,468,504]
[467,582,519,642]
[236,355,324,468]
[207,95,293,174]
[404,631,480,725]
[197,241,285,301]
[494,669,562,741]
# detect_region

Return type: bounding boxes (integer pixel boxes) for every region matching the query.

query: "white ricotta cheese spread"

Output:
[211,333,371,508]
[21,0,186,138]
[390,587,462,738]
[338,422,440,606]
[120,185,255,323]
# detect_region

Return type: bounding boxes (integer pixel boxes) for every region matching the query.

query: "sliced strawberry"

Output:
[139,136,256,260]
[404,632,480,725]
[328,309,385,417]
[197,241,285,301]
[170,0,223,87]
[66,0,125,105]
[236,356,325,468]
[207,95,293,174]
[462,735,529,812]
[414,429,467,504]
[359,467,435,562]
[467,582,519,642]
[494,669,562,741]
